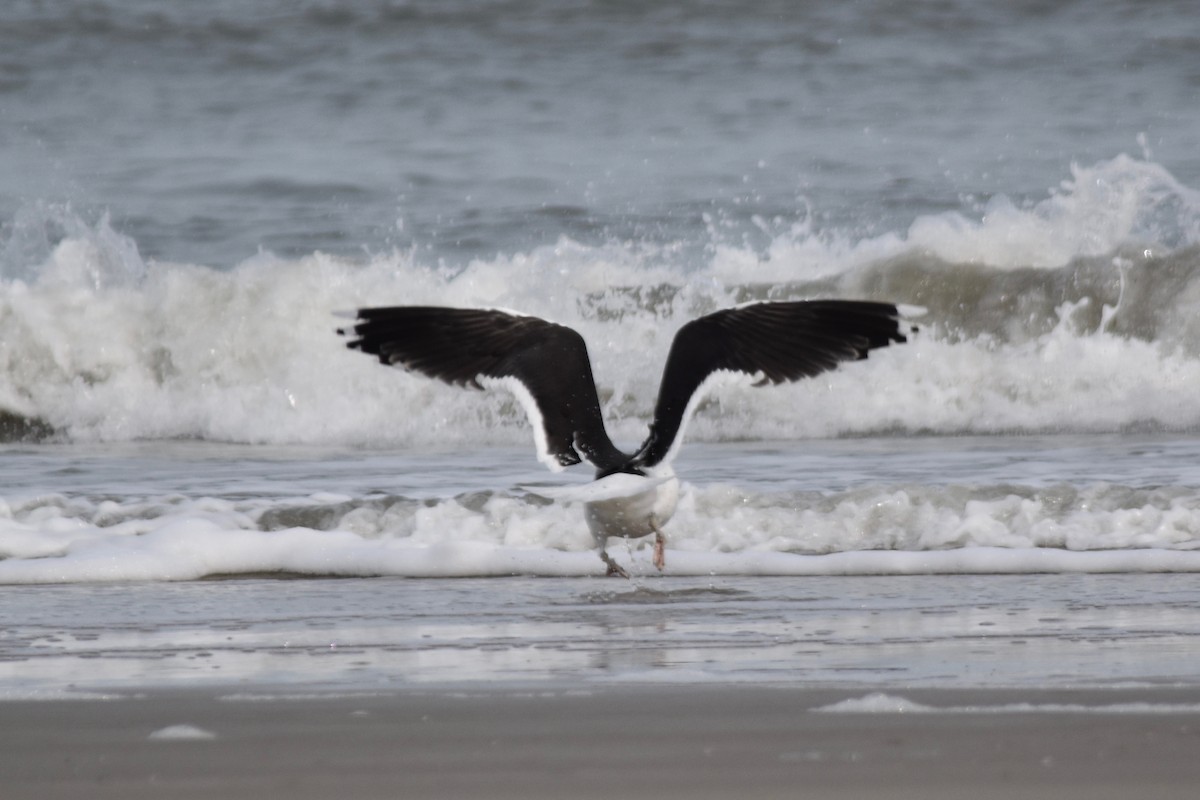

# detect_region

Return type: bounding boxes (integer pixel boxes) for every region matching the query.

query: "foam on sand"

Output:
[815,692,1200,715]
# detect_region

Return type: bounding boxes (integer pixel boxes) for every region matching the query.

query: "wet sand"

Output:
[5,575,1200,691]
[4,686,1200,799]
[4,576,1200,797]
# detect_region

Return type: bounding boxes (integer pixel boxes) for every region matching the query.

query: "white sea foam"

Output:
[147,724,217,741]
[0,688,125,702]
[814,693,1200,715]
[814,693,934,713]
[3,479,1200,584]
[217,692,395,703]
[2,156,1199,448]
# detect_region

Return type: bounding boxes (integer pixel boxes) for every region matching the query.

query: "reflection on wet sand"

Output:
[2,574,1199,697]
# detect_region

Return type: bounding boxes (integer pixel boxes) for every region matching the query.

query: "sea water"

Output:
[2,1,1200,691]
[3,436,1200,583]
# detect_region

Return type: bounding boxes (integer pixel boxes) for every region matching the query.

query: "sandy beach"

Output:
[4,686,1200,799]
[3,575,1200,799]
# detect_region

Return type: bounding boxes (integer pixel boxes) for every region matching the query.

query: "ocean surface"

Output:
[2,1,1200,692]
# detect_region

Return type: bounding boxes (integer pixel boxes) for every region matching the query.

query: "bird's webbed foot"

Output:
[600,550,630,579]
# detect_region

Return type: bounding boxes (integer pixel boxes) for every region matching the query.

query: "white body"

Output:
[583,466,680,545]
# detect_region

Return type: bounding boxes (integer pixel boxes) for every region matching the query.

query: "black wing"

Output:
[633,300,908,467]
[338,306,626,471]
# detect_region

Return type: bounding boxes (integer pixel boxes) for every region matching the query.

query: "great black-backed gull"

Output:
[337,300,908,577]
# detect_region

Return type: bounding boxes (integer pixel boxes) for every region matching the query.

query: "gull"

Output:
[337,300,908,577]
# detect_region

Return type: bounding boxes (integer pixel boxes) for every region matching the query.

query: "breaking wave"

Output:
[3,154,1200,447]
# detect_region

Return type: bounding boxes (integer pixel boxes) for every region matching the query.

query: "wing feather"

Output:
[339,306,626,471]
[633,300,908,467]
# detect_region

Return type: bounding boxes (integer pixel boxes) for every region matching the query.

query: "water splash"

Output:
[2,156,1200,445]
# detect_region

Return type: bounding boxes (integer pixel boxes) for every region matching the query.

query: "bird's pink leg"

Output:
[651,519,666,571]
